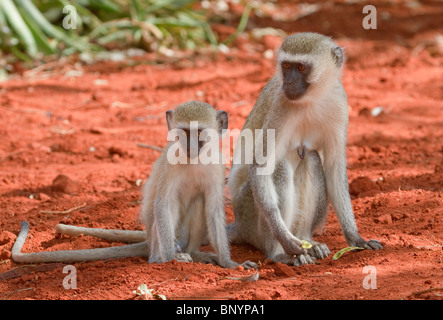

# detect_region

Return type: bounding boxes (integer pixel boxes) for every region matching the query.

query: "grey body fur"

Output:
[228,33,382,265]
[12,101,256,269]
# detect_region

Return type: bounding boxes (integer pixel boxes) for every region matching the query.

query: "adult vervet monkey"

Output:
[12,101,257,270]
[227,32,382,266]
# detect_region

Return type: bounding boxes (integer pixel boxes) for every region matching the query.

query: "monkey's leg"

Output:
[183,195,216,265]
[324,146,383,250]
[259,160,306,265]
[148,197,179,263]
[55,224,146,243]
[227,181,260,247]
[307,151,331,259]
[12,221,148,263]
[291,151,330,264]
[148,196,192,263]
[203,181,258,270]
[203,181,235,268]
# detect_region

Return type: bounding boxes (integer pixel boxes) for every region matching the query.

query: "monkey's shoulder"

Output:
[243,76,281,130]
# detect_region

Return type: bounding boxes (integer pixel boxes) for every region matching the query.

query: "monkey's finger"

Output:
[364,239,383,250]
[241,261,259,270]
[310,243,330,259]
[293,253,316,266]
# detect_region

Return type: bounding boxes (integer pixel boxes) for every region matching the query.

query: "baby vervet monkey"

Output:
[227,32,383,266]
[12,101,257,270]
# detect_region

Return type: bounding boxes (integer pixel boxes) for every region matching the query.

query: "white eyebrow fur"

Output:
[277,51,316,66]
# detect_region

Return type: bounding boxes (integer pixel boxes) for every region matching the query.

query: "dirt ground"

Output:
[0,0,442,300]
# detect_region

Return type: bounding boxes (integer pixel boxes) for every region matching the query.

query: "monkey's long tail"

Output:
[55,224,146,243]
[11,221,148,263]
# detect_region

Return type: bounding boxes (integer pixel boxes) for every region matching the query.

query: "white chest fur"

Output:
[286,106,326,155]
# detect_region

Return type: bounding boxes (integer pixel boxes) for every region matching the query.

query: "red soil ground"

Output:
[0,0,442,300]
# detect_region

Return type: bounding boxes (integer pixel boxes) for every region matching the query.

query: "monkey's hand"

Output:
[349,236,383,250]
[191,252,257,270]
[279,234,307,256]
[308,242,331,259]
[292,253,316,266]
[174,253,193,263]
[240,260,258,270]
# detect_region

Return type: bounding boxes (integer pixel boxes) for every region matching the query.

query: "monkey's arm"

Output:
[323,138,382,250]
[203,181,258,269]
[204,181,235,268]
[12,221,148,263]
[148,197,177,263]
[55,224,146,243]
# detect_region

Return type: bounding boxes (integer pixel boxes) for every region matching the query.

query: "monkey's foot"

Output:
[307,242,330,259]
[190,251,219,265]
[174,253,193,263]
[221,260,258,270]
[292,253,316,266]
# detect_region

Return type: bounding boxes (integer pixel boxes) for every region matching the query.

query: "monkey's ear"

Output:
[331,46,344,67]
[166,110,174,131]
[216,110,228,135]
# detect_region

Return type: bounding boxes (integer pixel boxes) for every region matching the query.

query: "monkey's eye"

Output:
[298,64,305,72]
[282,62,291,70]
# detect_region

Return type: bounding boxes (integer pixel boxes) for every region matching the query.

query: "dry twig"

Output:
[40,202,87,215]
[410,287,443,296]
[1,287,34,299]
[136,143,164,152]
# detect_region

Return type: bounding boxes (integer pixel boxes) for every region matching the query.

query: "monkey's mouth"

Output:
[282,84,308,101]
[185,147,200,159]
[184,144,205,159]
[282,88,305,101]
[283,91,304,100]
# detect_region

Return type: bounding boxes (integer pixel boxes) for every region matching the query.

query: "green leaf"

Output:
[96,30,132,45]
[17,6,56,55]
[130,0,145,22]
[222,3,252,45]
[0,0,38,57]
[15,0,89,52]
[88,0,121,13]
[9,46,32,62]
[332,247,365,260]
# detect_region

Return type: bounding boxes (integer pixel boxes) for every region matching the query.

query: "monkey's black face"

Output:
[281,61,311,100]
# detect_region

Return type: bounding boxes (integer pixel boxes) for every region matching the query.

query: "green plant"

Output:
[0,0,235,62]
[89,0,218,51]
